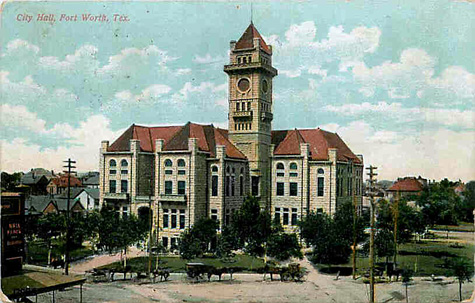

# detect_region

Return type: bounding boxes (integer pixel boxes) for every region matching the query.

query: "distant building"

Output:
[25,194,85,215]
[99,24,364,250]
[82,174,99,189]
[20,170,50,195]
[386,176,427,201]
[47,174,83,195]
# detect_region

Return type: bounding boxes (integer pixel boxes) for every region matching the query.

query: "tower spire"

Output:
[250,3,253,24]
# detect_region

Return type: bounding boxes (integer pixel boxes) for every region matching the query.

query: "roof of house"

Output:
[21,174,49,186]
[57,187,84,199]
[83,175,99,186]
[108,123,246,160]
[83,188,99,200]
[235,23,271,54]
[25,195,56,214]
[49,175,83,188]
[272,128,362,163]
[388,178,424,192]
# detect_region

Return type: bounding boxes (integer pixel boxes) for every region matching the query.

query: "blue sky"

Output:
[0,1,473,181]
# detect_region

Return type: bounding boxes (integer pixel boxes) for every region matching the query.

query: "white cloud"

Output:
[428,66,475,99]
[280,69,302,78]
[0,115,123,173]
[2,39,39,57]
[175,68,192,75]
[40,45,99,71]
[328,121,475,181]
[307,66,328,78]
[324,101,475,129]
[193,54,225,64]
[0,104,46,132]
[285,21,317,45]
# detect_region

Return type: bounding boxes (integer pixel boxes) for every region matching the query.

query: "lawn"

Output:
[432,222,474,233]
[26,239,94,266]
[99,254,266,273]
[317,240,474,277]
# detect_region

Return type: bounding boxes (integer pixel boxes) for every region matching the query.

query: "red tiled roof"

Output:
[235,23,271,53]
[108,123,246,160]
[49,175,83,188]
[388,178,423,192]
[272,128,361,163]
[108,124,182,152]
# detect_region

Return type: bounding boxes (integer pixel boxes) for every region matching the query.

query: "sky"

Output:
[0,0,473,181]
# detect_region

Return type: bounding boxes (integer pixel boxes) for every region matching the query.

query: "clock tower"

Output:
[224,23,278,207]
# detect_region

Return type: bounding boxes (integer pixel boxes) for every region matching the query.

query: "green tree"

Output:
[227,196,302,261]
[36,213,67,264]
[267,232,302,261]
[179,218,219,259]
[299,211,351,265]
[417,179,461,226]
[445,257,474,302]
[1,172,23,191]
[460,181,475,222]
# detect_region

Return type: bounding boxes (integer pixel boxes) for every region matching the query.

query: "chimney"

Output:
[230,40,236,51]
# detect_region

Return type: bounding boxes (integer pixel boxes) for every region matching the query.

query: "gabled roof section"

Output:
[108,124,182,152]
[272,128,361,163]
[49,175,83,188]
[235,23,271,53]
[388,178,424,192]
[109,123,245,159]
[215,128,247,159]
[273,129,304,155]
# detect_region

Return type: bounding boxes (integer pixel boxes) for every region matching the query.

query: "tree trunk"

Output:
[123,247,127,268]
[405,284,408,303]
[459,280,462,302]
[47,241,52,266]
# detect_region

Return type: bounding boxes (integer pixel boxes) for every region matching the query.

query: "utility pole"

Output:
[352,161,358,280]
[393,190,400,271]
[147,177,153,278]
[63,158,76,275]
[366,165,378,303]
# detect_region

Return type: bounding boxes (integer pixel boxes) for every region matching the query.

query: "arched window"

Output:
[212,165,218,173]
[109,159,116,167]
[121,159,128,167]
[289,162,298,170]
[318,168,324,174]
[232,167,235,174]
[276,163,284,170]
[240,167,244,174]
[226,166,231,174]
[177,159,186,167]
[164,159,173,167]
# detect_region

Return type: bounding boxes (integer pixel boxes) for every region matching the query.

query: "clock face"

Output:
[237,78,250,92]
[262,79,268,93]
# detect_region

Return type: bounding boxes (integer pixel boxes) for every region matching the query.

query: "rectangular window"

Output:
[317,208,323,214]
[211,209,218,221]
[165,181,173,194]
[179,210,185,229]
[291,208,298,225]
[231,176,235,196]
[162,237,168,248]
[225,176,230,196]
[274,207,281,223]
[163,209,169,228]
[236,102,240,111]
[122,206,128,218]
[178,181,186,195]
[121,180,128,193]
[212,176,218,196]
[317,177,324,197]
[289,182,298,196]
[251,176,259,196]
[277,172,285,177]
[239,176,244,196]
[178,170,186,175]
[171,209,177,228]
[109,180,116,193]
[289,172,298,178]
[276,182,284,196]
[170,238,177,250]
[109,170,116,175]
[283,211,289,225]
[165,170,173,175]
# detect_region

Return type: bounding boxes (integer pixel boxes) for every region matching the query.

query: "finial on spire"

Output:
[250,3,253,24]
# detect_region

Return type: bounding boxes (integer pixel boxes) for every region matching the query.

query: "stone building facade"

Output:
[99,24,364,249]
